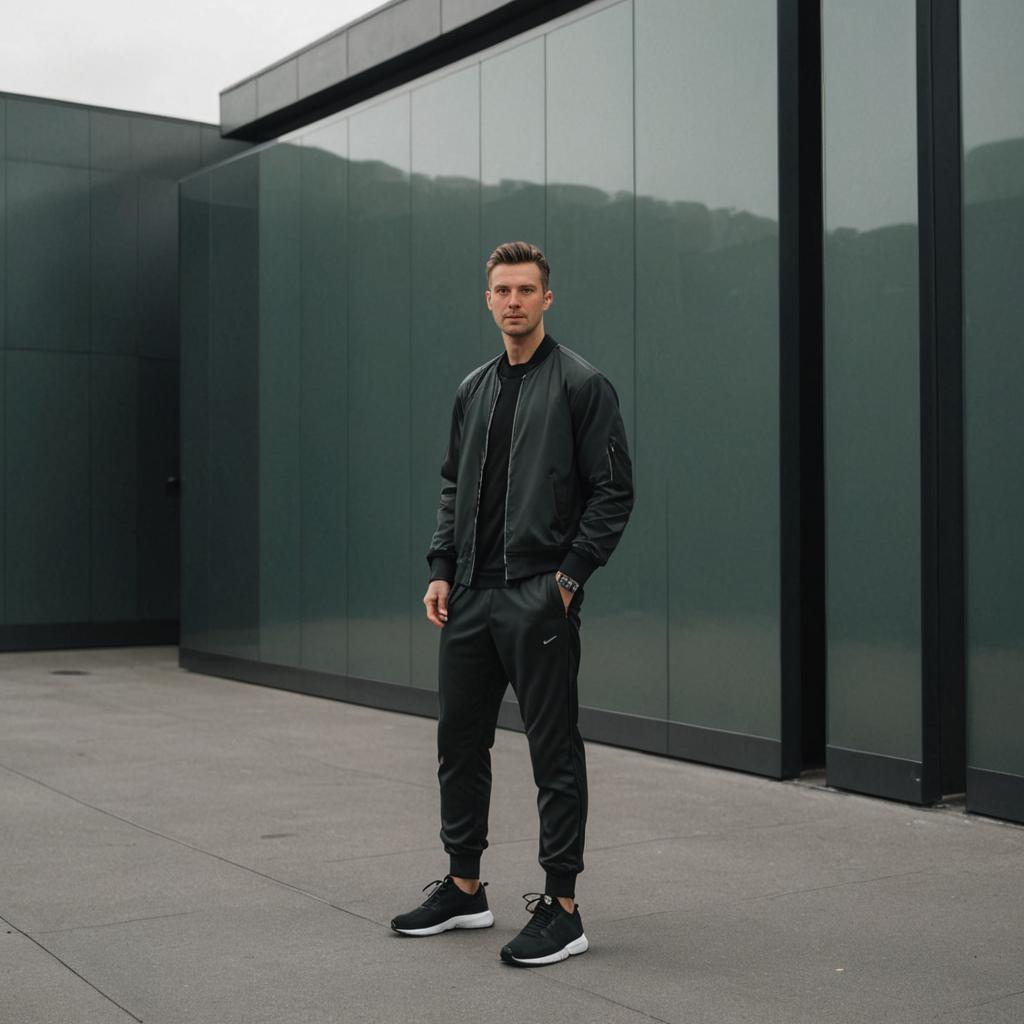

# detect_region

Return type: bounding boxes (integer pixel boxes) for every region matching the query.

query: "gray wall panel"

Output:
[258,61,299,119]
[91,354,138,621]
[6,160,91,352]
[6,98,89,166]
[348,0,441,77]
[298,32,349,99]
[6,351,91,624]
[441,0,510,32]
[0,94,246,646]
[137,357,179,621]
[91,170,139,354]
[138,178,180,360]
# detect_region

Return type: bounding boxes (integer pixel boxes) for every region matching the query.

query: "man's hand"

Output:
[424,580,452,628]
[555,573,572,614]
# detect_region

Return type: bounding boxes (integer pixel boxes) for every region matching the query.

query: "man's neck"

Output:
[502,323,546,366]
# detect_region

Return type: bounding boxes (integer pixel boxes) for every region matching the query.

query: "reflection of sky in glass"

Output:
[302,118,347,160]
[823,0,918,232]
[481,38,545,188]
[636,0,777,220]
[962,0,1024,149]
[546,1,633,197]
[412,66,479,182]
[349,93,409,173]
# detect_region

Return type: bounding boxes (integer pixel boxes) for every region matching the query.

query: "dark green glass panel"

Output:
[179,175,211,650]
[299,121,348,674]
[91,171,139,354]
[637,0,780,737]
[138,357,179,621]
[6,351,90,623]
[0,353,5,622]
[131,116,201,179]
[962,0,1024,778]
[823,0,921,760]
[480,39,545,361]
[208,158,260,659]
[259,143,303,667]
[347,95,412,685]
[138,178,179,359]
[6,161,90,351]
[0,129,6,351]
[91,354,138,621]
[545,1,644,718]
[410,66,481,690]
[6,98,89,166]
[90,110,134,172]
[200,126,250,168]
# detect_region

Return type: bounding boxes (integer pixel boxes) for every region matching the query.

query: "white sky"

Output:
[0,0,383,125]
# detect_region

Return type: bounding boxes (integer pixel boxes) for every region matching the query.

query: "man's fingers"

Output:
[423,589,447,629]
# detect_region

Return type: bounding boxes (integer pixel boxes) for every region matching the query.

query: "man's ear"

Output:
[485,290,493,309]
[543,290,553,309]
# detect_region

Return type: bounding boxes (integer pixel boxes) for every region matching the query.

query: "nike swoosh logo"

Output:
[543,635,558,645]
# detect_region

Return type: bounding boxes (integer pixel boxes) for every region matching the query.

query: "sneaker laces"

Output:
[419,877,452,907]
[420,876,484,906]
[520,893,560,937]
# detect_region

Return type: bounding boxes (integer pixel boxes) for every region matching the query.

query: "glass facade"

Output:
[0,94,246,641]
[962,1,1024,788]
[180,0,784,757]
[822,0,923,763]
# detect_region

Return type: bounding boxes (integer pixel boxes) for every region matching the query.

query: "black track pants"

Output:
[437,572,587,899]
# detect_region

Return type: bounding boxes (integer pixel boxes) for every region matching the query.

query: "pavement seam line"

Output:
[525,968,674,1024]
[36,910,200,935]
[955,986,1024,1012]
[0,911,143,1023]
[0,761,383,930]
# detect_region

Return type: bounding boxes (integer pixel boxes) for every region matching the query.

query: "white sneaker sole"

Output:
[503,933,589,966]
[392,910,494,936]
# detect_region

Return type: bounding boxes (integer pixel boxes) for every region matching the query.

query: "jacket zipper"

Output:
[503,380,526,583]
[608,440,616,484]
[467,382,500,583]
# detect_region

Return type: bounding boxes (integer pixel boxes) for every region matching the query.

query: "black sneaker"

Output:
[390,876,494,936]
[499,893,589,967]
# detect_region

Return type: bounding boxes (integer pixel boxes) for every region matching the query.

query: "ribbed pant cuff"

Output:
[449,855,481,880]
[544,872,577,899]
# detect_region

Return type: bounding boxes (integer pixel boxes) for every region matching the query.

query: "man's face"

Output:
[486,263,553,337]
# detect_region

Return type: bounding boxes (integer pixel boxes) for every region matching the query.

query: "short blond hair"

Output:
[485,241,550,292]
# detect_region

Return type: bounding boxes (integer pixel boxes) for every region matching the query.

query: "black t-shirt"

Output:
[472,337,554,587]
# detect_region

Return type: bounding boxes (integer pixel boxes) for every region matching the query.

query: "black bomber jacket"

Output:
[427,335,634,588]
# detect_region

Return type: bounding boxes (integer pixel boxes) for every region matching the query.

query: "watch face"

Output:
[556,573,579,593]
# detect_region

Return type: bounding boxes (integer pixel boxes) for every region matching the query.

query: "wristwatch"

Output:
[555,571,580,595]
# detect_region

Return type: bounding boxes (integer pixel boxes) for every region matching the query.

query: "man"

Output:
[390,241,634,967]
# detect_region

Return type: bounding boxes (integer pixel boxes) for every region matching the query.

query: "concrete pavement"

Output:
[2,645,1022,1024]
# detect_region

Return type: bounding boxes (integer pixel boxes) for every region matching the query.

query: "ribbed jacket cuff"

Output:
[428,556,456,584]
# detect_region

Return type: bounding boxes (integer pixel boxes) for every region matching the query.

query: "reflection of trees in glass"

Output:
[824,216,919,644]
[964,137,1024,647]
[198,138,785,622]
